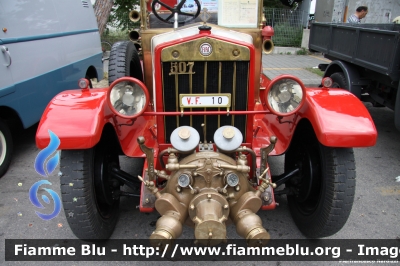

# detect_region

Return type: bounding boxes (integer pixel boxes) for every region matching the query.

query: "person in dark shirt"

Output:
[347,6,368,23]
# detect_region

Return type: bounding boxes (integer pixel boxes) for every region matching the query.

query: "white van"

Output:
[0,0,103,177]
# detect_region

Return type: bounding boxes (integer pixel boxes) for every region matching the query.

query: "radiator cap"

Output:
[214,126,243,152]
[170,126,200,152]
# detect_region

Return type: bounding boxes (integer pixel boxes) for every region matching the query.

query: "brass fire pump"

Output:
[138,125,276,246]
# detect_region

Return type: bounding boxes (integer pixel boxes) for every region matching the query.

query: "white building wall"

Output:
[348,0,400,23]
[315,0,400,23]
[315,0,339,22]
[331,0,346,22]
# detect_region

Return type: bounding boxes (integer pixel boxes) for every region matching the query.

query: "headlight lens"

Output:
[266,76,305,116]
[107,77,149,119]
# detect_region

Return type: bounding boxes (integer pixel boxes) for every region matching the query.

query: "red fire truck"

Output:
[36,0,377,244]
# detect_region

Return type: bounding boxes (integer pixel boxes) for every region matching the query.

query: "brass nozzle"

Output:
[150,211,183,240]
[151,193,188,241]
[262,39,274,55]
[129,10,141,22]
[235,210,270,246]
[230,191,270,246]
[129,30,141,42]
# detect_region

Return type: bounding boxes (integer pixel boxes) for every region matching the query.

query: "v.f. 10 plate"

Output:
[180,94,231,108]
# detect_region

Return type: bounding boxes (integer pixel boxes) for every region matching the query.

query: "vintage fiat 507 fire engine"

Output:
[36,0,377,244]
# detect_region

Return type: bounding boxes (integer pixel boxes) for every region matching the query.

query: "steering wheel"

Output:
[151,0,201,24]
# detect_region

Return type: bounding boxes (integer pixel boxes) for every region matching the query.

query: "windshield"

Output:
[145,0,260,28]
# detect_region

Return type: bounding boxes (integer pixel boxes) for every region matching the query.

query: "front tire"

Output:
[0,119,13,178]
[108,41,143,84]
[285,121,356,238]
[60,141,120,239]
[330,72,347,90]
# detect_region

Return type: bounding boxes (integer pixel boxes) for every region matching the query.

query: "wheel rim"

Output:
[93,146,119,218]
[289,143,323,216]
[0,131,6,166]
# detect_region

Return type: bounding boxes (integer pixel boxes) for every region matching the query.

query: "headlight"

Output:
[265,75,306,116]
[107,77,149,119]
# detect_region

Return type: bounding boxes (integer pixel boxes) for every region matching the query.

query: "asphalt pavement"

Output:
[262,53,330,87]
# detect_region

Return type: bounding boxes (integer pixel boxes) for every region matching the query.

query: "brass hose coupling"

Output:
[138,176,187,240]
[230,191,270,247]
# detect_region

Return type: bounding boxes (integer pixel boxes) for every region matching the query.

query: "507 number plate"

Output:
[180,94,231,108]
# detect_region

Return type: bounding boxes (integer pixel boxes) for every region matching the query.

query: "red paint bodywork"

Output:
[36,30,377,214]
[36,88,158,157]
[262,26,274,41]
[36,89,109,150]
[36,85,376,152]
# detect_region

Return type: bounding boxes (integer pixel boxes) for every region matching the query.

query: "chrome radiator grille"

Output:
[162,61,249,143]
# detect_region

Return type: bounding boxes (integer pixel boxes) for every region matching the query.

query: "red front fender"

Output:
[36,89,111,149]
[36,88,157,157]
[255,87,377,155]
[300,88,377,147]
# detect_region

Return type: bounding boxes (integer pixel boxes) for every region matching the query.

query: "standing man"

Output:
[347,6,368,23]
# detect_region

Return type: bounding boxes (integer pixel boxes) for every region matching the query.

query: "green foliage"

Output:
[272,22,303,47]
[305,67,324,77]
[101,29,130,47]
[106,0,140,31]
[264,0,289,8]
[296,47,307,55]
[264,0,303,9]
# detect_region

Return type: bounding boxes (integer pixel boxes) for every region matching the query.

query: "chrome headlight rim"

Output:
[107,77,150,119]
[265,75,306,117]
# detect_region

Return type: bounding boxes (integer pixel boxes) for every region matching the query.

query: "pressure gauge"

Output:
[225,173,239,187]
[178,173,192,188]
